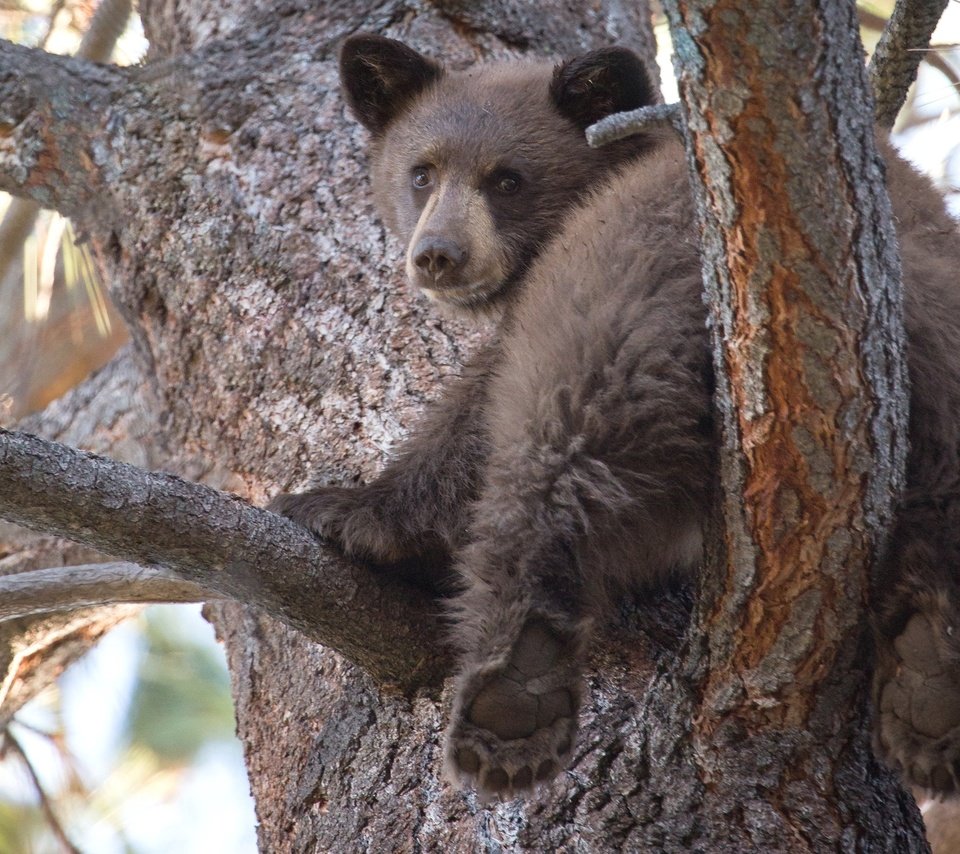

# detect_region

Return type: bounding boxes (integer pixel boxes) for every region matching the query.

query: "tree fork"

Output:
[0,0,943,845]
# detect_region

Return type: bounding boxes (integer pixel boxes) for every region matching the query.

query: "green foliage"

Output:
[124,608,235,765]
[1,606,248,853]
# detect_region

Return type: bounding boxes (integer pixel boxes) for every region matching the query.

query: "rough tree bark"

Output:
[0,424,446,686]
[0,0,933,849]
[869,0,950,128]
[643,0,920,849]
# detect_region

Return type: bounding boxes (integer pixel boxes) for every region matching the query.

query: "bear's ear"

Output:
[550,47,657,130]
[339,35,443,136]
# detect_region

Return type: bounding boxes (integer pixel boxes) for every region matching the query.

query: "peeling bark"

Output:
[651,0,922,848]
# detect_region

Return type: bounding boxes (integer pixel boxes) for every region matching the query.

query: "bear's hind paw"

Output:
[444,619,581,798]
[876,611,960,795]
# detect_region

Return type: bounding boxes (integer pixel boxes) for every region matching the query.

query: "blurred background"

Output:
[0,1,956,851]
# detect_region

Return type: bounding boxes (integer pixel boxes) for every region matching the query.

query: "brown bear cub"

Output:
[271,35,960,798]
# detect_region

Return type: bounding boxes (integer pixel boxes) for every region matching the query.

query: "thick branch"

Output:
[0,0,132,283]
[869,0,950,128]
[77,0,132,61]
[0,40,120,218]
[0,562,214,621]
[0,349,157,724]
[0,427,448,689]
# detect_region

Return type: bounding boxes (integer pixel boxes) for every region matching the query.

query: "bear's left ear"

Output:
[340,35,444,136]
[550,47,657,130]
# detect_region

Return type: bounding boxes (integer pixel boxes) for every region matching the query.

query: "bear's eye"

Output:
[493,171,522,195]
[412,167,433,190]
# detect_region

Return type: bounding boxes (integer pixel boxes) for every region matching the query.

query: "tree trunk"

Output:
[0,0,930,849]
[636,0,922,848]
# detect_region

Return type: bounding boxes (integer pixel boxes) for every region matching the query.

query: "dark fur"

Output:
[271,36,960,798]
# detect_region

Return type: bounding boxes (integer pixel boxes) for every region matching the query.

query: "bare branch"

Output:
[0,197,37,287]
[869,0,951,128]
[1,349,165,724]
[589,0,955,149]
[78,0,132,61]
[859,7,890,33]
[926,46,960,94]
[0,0,133,284]
[0,561,217,621]
[586,102,683,147]
[38,0,67,48]
[3,730,82,854]
[0,427,448,689]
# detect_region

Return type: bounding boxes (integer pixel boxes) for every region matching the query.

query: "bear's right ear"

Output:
[551,47,657,130]
[340,35,443,136]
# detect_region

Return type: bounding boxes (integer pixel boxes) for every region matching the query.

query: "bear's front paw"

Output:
[445,619,581,798]
[267,487,411,564]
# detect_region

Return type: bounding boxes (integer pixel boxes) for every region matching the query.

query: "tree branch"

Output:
[77,0,132,62]
[0,197,37,287]
[2,730,81,854]
[0,0,133,284]
[586,102,683,147]
[0,427,449,689]
[0,349,159,723]
[0,40,120,219]
[0,562,216,621]
[588,0,952,146]
[925,47,960,96]
[869,0,950,128]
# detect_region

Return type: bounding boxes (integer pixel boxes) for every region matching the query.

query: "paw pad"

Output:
[876,612,960,795]
[445,619,582,797]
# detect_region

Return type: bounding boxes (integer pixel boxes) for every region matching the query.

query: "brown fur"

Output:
[270,36,960,798]
[346,37,659,313]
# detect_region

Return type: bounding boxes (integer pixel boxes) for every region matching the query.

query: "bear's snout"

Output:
[413,236,469,284]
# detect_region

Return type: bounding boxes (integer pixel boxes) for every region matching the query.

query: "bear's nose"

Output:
[413,237,467,281]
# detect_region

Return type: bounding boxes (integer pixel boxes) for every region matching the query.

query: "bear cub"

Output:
[271,35,960,798]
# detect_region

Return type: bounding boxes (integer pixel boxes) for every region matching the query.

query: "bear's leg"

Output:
[439,399,636,797]
[873,509,960,795]
[444,520,591,796]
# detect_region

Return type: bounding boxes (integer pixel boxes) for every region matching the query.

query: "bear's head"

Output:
[340,35,658,313]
